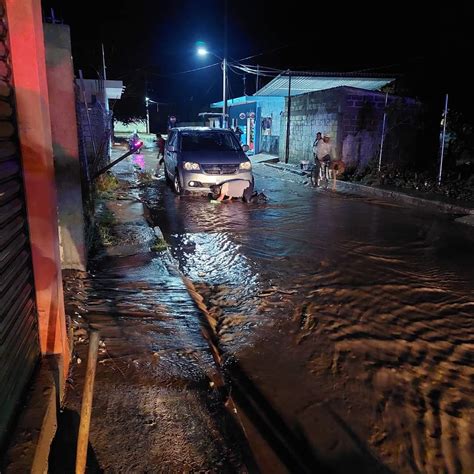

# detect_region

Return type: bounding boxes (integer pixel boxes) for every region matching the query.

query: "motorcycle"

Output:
[128,136,143,153]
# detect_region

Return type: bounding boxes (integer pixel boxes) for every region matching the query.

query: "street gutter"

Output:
[264,162,474,217]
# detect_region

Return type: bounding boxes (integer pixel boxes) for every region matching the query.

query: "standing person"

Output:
[315,133,335,185]
[155,133,165,177]
[316,133,335,162]
[312,131,322,162]
[233,125,244,144]
[312,132,322,177]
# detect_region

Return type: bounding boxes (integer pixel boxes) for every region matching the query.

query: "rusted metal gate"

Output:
[0,2,40,450]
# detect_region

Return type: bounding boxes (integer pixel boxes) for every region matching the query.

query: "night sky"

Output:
[41,0,472,125]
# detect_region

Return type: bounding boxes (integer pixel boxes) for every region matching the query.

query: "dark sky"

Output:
[41,0,472,123]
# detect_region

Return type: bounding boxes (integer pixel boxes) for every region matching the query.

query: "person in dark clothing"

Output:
[155,133,165,176]
[233,125,244,144]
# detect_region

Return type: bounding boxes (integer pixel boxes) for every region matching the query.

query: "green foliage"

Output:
[150,237,168,252]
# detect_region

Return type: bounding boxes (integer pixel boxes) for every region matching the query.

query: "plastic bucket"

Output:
[300,160,310,171]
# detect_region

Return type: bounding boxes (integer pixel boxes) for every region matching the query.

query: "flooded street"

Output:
[142,155,474,473]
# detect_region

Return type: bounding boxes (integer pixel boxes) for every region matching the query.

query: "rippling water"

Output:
[145,164,474,472]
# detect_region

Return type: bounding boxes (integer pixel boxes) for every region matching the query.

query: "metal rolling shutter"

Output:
[0,3,40,450]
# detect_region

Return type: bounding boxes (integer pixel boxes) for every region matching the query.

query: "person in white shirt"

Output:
[312,131,322,163]
[315,133,335,163]
[315,133,336,186]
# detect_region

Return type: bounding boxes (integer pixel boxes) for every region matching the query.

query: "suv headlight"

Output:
[183,162,200,171]
[239,161,252,170]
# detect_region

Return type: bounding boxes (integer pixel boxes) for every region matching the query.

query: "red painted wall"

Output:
[5,0,69,371]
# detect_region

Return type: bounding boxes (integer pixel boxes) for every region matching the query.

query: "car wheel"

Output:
[173,170,182,195]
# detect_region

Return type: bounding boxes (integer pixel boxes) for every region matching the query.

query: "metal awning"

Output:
[254,73,395,97]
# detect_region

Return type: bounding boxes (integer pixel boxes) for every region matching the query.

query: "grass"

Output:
[150,236,168,252]
[136,170,155,185]
[93,206,119,248]
[96,172,120,198]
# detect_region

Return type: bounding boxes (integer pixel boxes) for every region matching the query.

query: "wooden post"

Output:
[76,331,100,474]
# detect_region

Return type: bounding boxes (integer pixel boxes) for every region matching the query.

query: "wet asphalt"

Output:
[138,149,474,473]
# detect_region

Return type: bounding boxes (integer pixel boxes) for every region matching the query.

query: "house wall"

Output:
[279,86,421,169]
[279,88,342,164]
[44,23,86,271]
[258,96,285,155]
[5,0,69,365]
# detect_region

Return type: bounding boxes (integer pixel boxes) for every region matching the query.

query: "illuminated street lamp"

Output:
[145,96,150,133]
[196,43,227,128]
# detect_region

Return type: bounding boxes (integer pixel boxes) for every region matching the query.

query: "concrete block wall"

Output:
[341,88,421,171]
[279,86,421,170]
[44,23,87,271]
[279,88,342,164]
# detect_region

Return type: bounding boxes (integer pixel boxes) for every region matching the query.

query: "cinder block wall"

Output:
[44,23,87,271]
[341,88,421,171]
[279,88,342,164]
[279,86,421,171]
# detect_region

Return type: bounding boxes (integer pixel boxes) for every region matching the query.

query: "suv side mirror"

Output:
[242,144,250,152]
[167,145,176,152]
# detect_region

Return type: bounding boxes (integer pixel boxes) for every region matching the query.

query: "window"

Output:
[181,132,240,152]
[168,131,177,148]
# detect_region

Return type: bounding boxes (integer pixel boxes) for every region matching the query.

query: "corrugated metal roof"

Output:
[255,74,395,97]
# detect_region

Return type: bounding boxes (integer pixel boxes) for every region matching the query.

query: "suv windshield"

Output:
[181,132,240,152]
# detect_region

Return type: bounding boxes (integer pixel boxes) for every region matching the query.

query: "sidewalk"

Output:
[258,157,474,218]
[48,156,249,472]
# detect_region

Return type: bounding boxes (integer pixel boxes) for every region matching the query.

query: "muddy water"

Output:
[144,163,474,473]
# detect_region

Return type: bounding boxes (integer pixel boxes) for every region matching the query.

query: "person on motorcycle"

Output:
[129,130,141,152]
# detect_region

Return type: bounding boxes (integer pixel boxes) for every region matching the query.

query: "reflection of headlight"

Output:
[239,161,252,170]
[183,162,200,171]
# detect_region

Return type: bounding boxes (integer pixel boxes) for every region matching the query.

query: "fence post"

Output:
[438,93,449,186]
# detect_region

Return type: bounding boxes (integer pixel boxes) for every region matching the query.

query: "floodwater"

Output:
[143,160,474,473]
[50,157,250,473]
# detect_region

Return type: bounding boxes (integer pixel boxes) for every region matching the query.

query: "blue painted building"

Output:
[211,73,395,157]
[211,96,285,155]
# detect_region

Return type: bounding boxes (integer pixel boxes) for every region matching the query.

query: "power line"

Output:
[148,62,221,78]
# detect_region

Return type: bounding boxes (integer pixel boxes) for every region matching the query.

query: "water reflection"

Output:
[145,164,474,473]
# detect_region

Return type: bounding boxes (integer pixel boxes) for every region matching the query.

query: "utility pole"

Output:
[222,0,228,128]
[222,57,227,129]
[377,91,389,172]
[243,74,247,96]
[438,93,449,186]
[284,70,292,164]
[145,73,150,134]
[101,43,107,81]
[256,64,260,92]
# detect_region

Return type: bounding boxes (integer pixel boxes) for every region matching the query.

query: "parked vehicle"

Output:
[163,127,252,194]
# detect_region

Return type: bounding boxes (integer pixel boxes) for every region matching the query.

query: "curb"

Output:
[264,163,474,216]
[334,180,474,216]
[264,162,306,177]
[3,359,59,474]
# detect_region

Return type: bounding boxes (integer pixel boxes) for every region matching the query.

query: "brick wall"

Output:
[279,88,343,164]
[341,88,420,171]
[279,86,421,170]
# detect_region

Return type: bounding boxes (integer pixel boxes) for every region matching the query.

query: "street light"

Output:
[196,44,227,128]
[197,47,208,57]
[145,96,159,134]
[145,96,150,134]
